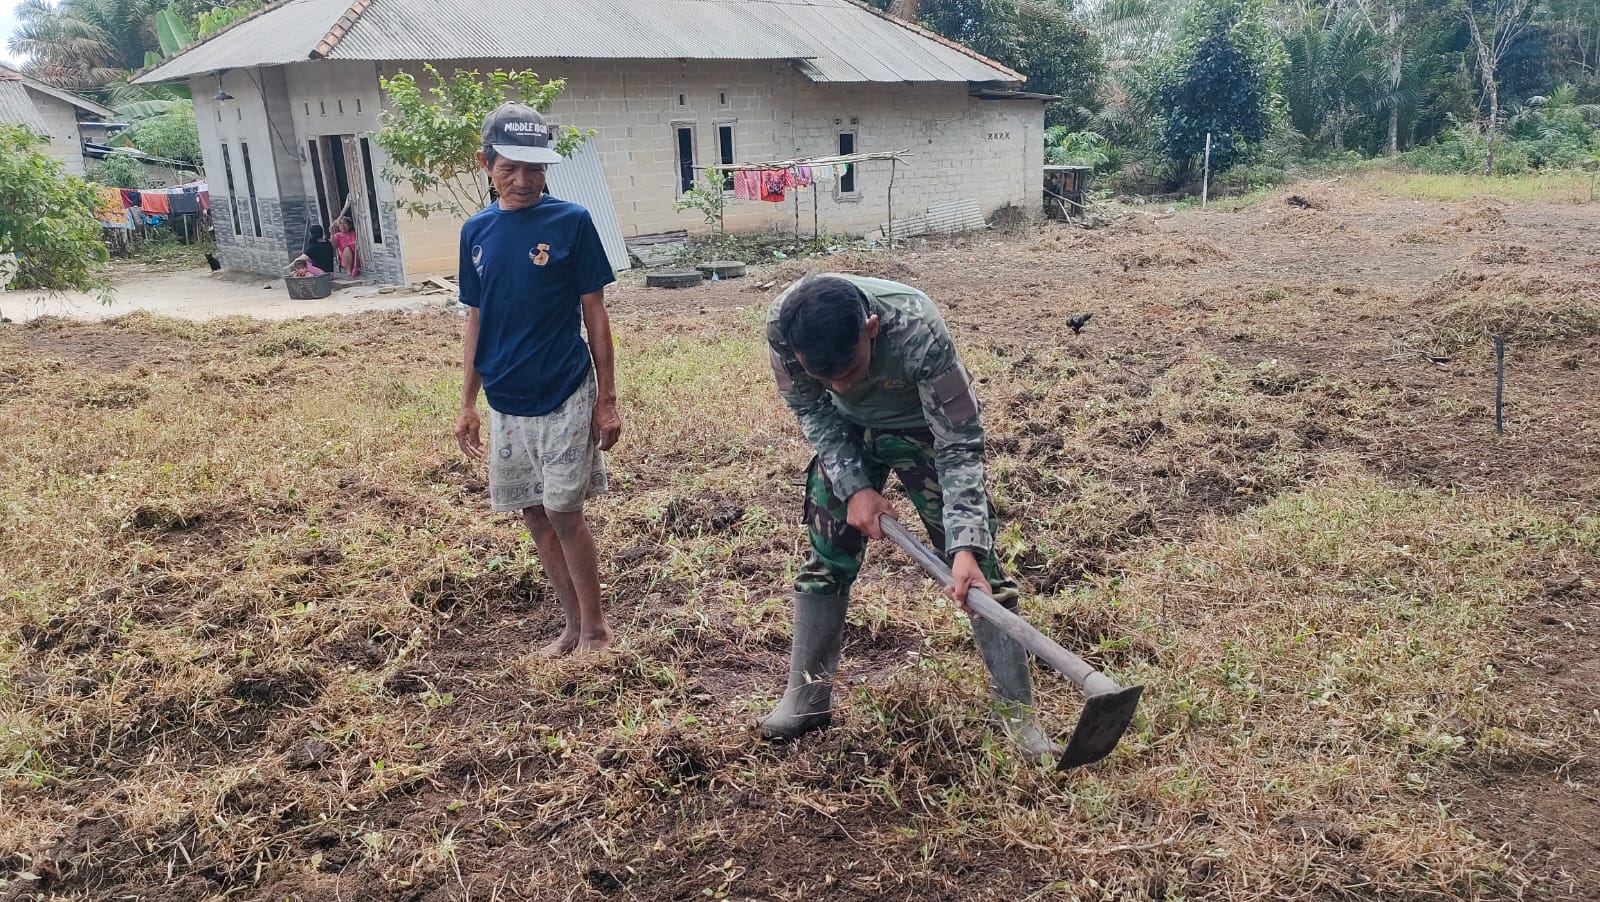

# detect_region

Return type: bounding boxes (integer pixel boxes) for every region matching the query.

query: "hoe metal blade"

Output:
[880,516,1144,770]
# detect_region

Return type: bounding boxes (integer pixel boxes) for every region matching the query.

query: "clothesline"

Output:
[705,150,913,249]
[703,150,913,172]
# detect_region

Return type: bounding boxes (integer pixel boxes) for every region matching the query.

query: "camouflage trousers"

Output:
[796,427,1019,606]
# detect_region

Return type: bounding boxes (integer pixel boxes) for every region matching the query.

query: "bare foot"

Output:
[538,631,580,658]
[575,629,614,654]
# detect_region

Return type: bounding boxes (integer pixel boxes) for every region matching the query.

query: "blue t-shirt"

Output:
[458,195,615,416]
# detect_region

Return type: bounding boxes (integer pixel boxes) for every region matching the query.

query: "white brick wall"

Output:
[30,91,87,175]
[191,58,1045,283]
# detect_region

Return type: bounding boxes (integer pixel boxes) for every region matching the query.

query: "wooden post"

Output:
[887,158,897,250]
[792,166,800,250]
[1202,132,1212,208]
[813,178,820,241]
[1494,334,1505,434]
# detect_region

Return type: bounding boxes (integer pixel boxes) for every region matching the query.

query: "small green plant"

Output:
[673,167,729,232]
[1044,127,1112,169]
[375,65,592,219]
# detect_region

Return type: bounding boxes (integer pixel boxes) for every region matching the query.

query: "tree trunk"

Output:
[1484,79,1499,176]
[1387,11,1403,156]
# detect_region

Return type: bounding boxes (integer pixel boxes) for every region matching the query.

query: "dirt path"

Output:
[3,267,449,322]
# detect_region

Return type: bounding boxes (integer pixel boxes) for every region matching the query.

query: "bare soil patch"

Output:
[3,183,1598,901]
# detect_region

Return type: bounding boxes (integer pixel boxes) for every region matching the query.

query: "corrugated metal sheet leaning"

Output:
[545,138,632,274]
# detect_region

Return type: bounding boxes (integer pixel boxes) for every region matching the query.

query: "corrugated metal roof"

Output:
[786,0,1022,82]
[0,64,115,116]
[0,80,50,136]
[134,0,358,83]
[546,137,632,273]
[333,0,817,62]
[138,0,1018,85]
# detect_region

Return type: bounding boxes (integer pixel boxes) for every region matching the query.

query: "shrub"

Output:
[0,124,109,294]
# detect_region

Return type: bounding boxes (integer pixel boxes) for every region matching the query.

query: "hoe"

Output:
[881,515,1144,769]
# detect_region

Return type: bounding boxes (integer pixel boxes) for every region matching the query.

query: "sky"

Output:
[1,0,24,66]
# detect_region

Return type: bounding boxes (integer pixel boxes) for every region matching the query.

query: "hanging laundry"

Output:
[760,169,787,203]
[834,163,851,181]
[140,191,171,215]
[119,188,142,209]
[795,167,813,188]
[169,192,201,216]
[736,170,757,201]
[95,187,131,229]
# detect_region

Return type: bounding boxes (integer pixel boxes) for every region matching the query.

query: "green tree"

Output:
[112,98,203,167]
[1044,126,1112,167]
[194,1,260,36]
[920,0,1022,63]
[1016,0,1107,129]
[374,65,591,219]
[0,124,109,294]
[1464,0,1540,174]
[85,153,148,188]
[7,0,164,88]
[1156,0,1283,176]
[1282,4,1382,153]
[892,0,1105,128]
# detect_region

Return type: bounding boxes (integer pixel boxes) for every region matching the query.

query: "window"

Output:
[716,124,735,191]
[674,124,695,194]
[359,137,384,244]
[719,91,728,108]
[220,143,242,236]
[838,132,857,194]
[240,141,263,237]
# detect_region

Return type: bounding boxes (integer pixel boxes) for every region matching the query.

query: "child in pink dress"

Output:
[331,217,361,277]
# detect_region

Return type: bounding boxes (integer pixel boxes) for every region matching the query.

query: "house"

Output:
[0,64,116,175]
[135,0,1049,286]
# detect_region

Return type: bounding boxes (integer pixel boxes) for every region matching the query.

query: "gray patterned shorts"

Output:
[488,370,608,513]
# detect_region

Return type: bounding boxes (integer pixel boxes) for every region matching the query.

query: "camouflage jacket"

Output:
[766,275,991,554]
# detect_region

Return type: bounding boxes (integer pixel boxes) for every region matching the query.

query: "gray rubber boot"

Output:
[755,593,848,740]
[971,616,1065,763]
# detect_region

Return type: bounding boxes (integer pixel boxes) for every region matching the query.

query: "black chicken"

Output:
[1067,312,1093,335]
[205,252,222,271]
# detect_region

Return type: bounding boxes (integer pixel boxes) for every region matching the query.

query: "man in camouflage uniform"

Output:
[756,274,1060,761]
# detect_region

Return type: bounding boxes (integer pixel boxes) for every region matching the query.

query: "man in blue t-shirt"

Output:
[455,102,620,656]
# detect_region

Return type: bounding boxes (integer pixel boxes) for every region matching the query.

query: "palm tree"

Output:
[1283,7,1382,153]
[8,0,166,90]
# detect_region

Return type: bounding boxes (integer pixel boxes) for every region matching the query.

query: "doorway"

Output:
[308,133,381,277]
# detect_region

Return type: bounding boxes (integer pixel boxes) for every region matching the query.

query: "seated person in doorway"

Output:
[757,274,1062,762]
[289,254,326,278]
[303,225,336,274]
[332,216,361,277]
